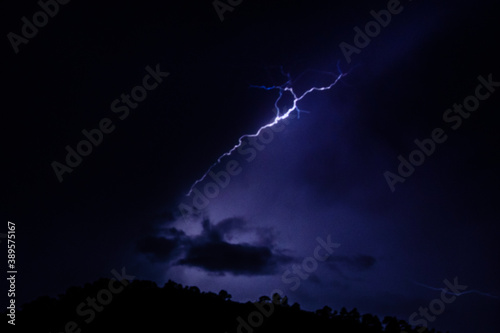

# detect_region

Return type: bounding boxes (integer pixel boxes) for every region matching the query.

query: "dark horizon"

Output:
[4,275,455,333]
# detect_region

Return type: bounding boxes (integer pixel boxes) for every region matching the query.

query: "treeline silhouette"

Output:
[3,277,449,333]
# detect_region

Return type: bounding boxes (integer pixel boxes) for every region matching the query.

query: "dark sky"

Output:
[1,1,499,333]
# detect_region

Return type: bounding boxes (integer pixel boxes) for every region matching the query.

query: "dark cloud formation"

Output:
[211,217,279,248]
[136,217,292,275]
[136,236,183,263]
[179,242,277,275]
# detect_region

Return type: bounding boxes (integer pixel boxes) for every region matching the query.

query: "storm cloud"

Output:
[136,217,293,275]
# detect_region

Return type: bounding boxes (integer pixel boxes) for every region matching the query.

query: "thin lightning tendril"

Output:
[412,280,499,299]
[186,63,348,197]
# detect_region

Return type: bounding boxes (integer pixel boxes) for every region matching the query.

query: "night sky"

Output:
[2,1,499,333]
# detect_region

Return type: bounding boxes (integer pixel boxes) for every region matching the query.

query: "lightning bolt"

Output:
[413,280,499,299]
[185,63,348,197]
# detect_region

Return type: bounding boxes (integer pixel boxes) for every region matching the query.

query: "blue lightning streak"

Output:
[186,65,348,197]
[412,280,499,299]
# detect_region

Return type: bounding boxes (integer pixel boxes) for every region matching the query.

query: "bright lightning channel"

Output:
[186,65,348,197]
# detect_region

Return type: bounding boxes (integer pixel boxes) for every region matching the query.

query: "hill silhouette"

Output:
[3,277,449,333]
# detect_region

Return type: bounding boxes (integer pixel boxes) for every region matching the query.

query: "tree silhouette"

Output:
[1,277,448,333]
[383,316,401,333]
[315,305,333,319]
[189,286,201,294]
[348,307,361,322]
[259,295,271,303]
[361,313,383,332]
[218,289,231,301]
